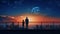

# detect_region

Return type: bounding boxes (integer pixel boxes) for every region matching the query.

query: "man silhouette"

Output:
[25,17,29,29]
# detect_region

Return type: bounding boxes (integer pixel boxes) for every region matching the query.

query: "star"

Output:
[14,1,17,4]
[2,1,7,3]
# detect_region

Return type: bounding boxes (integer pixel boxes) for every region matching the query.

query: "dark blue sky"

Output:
[0,0,60,17]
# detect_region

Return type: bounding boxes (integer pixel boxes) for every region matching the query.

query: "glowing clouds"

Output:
[20,16,33,22]
[19,14,42,23]
[18,14,60,23]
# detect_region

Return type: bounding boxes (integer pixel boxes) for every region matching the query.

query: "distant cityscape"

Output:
[0,22,60,30]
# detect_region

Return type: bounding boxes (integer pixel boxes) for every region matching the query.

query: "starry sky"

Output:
[0,0,60,17]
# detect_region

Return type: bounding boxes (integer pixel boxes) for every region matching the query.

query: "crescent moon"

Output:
[32,7,40,14]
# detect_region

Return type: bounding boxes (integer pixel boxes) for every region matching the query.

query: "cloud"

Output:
[0,15,17,23]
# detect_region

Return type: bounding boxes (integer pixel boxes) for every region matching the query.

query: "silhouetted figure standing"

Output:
[10,22,14,29]
[25,17,29,29]
[22,20,24,29]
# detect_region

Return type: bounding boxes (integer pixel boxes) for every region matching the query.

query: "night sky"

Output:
[0,0,60,17]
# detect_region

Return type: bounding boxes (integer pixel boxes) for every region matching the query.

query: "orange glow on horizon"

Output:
[15,14,60,23]
[20,15,37,22]
[0,14,60,23]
